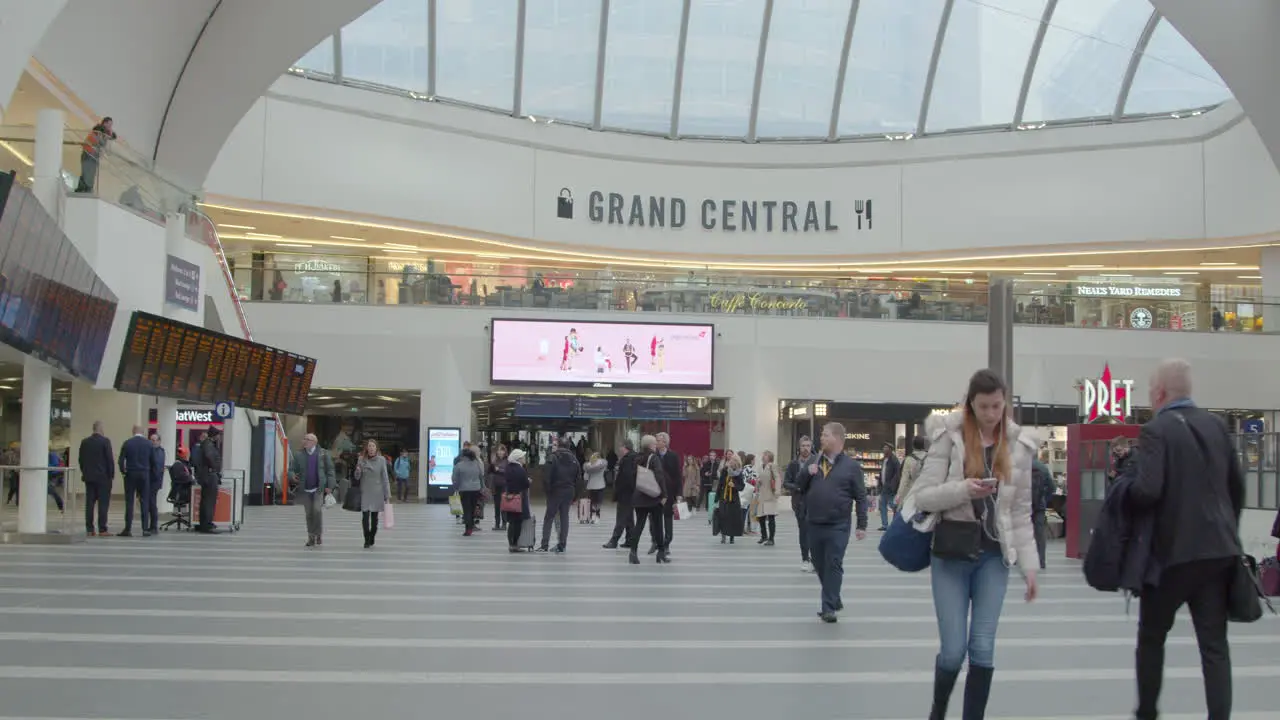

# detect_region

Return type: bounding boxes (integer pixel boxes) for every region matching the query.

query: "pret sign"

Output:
[1078,364,1134,422]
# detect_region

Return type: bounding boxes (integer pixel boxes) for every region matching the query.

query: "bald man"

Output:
[1127,359,1244,720]
[290,434,336,547]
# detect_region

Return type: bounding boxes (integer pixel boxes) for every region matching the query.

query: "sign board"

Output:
[164,255,201,312]
[1076,284,1183,298]
[213,401,235,421]
[426,427,461,487]
[1078,364,1134,422]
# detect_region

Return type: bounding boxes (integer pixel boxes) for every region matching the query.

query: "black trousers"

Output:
[123,473,150,531]
[630,505,664,552]
[1135,557,1234,720]
[542,491,572,549]
[197,479,217,529]
[361,511,381,544]
[1032,510,1048,569]
[492,486,506,526]
[608,500,634,545]
[661,505,675,550]
[796,510,810,562]
[84,481,110,532]
[460,489,481,531]
[146,478,163,532]
[506,513,524,546]
[759,514,776,541]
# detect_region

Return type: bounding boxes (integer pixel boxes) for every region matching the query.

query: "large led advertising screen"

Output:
[490,318,714,390]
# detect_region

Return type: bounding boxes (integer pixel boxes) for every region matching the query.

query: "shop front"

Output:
[147,406,225,451]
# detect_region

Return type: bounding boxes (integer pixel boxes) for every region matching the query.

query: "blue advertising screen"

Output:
[427,427,461,487]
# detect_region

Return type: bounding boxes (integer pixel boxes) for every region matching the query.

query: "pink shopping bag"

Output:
[382,503,395,529]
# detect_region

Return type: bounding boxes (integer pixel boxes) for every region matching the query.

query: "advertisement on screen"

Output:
[426,427,461,487]
[490,319,714,389]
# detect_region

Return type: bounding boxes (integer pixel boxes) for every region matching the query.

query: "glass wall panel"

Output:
[678,0,768,137]
[294,37,335,74]
[341,0,428,90]
[1124,18,1232,115]
[754,0,848,138]
[926,0,1046,131]
[837,0,947,136]
[600,0,683,132]
[521,0,602,123]
[436,0,519,109]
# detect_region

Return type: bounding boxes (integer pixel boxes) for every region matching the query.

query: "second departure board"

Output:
[114,311,316,414]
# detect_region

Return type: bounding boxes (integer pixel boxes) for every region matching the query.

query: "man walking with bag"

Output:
[796,422,868,623]
[291,434,336,547]
[1126,359,1244,720]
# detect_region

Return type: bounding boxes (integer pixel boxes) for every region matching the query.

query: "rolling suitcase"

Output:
[577,498,592,524]
[518,517,536,550]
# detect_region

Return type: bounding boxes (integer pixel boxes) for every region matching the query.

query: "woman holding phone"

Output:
[910,369,1040,719]
[355,439,392,549]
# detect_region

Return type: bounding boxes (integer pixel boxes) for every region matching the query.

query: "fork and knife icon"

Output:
[855,199,873,230]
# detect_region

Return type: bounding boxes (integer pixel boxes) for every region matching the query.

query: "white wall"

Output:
[243,303,1280,415]
[206,78,1280,259]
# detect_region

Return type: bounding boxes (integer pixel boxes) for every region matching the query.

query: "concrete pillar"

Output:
[18,358,52,534]
[1261,247,1280,332]
[32,108,63,214]
[156,398,177,513]
[418,351,472,502]
[988,277,1014,394]
[725,350,779,459]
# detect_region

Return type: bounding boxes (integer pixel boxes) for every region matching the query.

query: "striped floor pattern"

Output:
[0,503,1274,720]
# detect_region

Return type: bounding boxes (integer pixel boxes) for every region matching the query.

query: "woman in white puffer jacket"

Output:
[909,369,1040,720]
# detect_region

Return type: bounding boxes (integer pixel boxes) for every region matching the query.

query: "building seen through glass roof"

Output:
[291,0,1232,142]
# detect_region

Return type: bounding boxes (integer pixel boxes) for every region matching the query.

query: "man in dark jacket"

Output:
[654,432,682,556]
[604,439,636,549]
[539,436,580,553]
[1031,456,1054,570]
[118,425,159,537]
[1127,359,1243,720]
[195,426,223,533]
[699,451,717,512]
[796,422,868,623]
[77,421,115,536]
[784,436,816,572]
[628,435,669,565]
[146,434,166,535]
[878,443,901,531]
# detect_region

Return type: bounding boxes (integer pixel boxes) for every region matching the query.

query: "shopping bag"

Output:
[448,493,463,516]
[382,503,395,529]
[323,493,337,509]
[673,501,690,520]
[342,489,361,512]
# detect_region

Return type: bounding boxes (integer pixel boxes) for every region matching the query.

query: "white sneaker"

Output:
[801,561,814,573]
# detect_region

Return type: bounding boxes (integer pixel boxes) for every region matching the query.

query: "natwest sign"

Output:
[1078,364,1134,422]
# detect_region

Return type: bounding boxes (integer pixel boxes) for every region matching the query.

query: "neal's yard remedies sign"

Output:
[556,188,871,233]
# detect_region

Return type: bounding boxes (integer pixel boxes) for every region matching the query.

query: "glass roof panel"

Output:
[435,0,518,110]
[1124,18,1232,116]
[837,0,947,136]
[521,0,601,123]
[1023,0,1151,122]
[754,0,849,138]
[678,0,768,137]
[926,0,1047,132]
[600,0,683,132]
[294,37,335,74]
[341,0,428,91]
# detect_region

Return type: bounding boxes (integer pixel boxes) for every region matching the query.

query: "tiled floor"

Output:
[0,502,1275,720]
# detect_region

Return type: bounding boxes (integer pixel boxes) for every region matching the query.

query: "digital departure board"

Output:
[114,311,316,414]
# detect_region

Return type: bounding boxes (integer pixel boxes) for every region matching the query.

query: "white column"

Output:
[724,348,779,459]
[32,108,64,214]
[418,350,473,501]
[156,398,178,513]
[1261,247,1280,332]
[18,358,53,534]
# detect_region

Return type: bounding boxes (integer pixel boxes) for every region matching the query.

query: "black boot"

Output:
[628,549,640,565]
[929,657,961,720]
[961,665,993,720]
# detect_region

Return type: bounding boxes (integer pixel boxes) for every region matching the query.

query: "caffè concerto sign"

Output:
[556,188,873,234]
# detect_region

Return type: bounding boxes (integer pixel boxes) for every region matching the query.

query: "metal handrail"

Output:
[0,466,80,536]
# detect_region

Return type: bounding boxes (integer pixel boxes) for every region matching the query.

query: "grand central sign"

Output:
[556,188,870,233]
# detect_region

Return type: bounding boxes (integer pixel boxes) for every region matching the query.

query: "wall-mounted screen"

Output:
[114,311,316,414]
[426,427,461,487]
[490,319,714,390]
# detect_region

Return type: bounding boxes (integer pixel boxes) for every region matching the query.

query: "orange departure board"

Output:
[113,311,317,414]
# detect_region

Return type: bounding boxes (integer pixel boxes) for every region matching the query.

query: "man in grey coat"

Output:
[290,434,336,547]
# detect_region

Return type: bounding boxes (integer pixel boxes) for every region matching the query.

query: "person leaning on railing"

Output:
[76,117,116,194]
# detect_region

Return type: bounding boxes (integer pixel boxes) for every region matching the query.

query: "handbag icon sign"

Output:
[557,188,573,219]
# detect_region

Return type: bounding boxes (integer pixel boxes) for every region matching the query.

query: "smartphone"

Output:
[980,477,999,487]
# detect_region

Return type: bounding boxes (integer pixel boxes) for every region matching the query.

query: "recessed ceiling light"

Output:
[276,242,313,248]
[218,223,255,230]
[1238,275,1262,279]
[384,243,418,249]
[1022,272,1057,276]
[1099,273,1132,277]
[330,235,365,242]
[1067,265,1104,269]
[383,249,420,254]
[1199,262,1237,266]
[939,270,973,275]
[246,232,283,239]
[1163,271,1199,275]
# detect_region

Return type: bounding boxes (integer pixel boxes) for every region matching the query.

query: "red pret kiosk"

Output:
[1064,364,1140,559]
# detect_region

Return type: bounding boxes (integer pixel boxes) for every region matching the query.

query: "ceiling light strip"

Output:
[512,0,528,117]
[916,0,955,137]
[827,0,861,142]
[668,0,693,139]
[591,0,610,131]
[745,0,775,143]
[1114,10,1162,121]
[1012,0,1058,128]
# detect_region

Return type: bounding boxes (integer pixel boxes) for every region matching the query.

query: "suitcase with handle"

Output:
[518,517,537,550]
[577,498,592,524]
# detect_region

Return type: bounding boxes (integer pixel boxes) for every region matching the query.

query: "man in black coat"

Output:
[784,436,816,572]
[878,443,901,531]
[1127,359,1244,720]
[539,436,580,553]
[117,425,159,537]
[77,421,115,536]
[195,426,223,533]
[699,451,717,512]
[604,440,636,549]
[654,432,682,556]
[147,434,166,535]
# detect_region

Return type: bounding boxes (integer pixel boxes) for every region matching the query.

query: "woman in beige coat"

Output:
[754,450,782,546]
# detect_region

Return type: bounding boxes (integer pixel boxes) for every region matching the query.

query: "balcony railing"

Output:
[233,268,1271,334]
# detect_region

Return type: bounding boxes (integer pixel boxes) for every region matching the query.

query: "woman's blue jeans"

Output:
[931,549,1010,671]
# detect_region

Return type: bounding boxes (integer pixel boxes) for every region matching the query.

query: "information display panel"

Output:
[427,428,461,487]
[113,311,317,414]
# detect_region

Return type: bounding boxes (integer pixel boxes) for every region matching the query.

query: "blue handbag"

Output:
[879,510,934,572]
